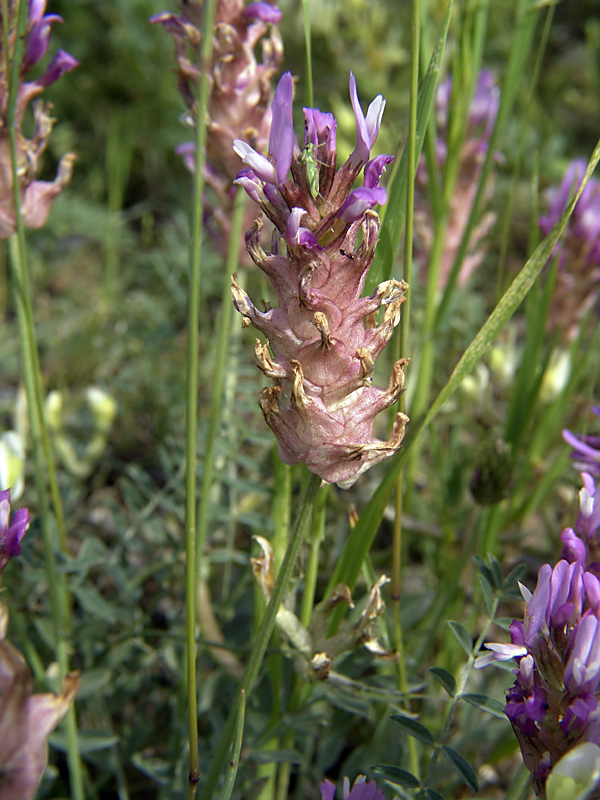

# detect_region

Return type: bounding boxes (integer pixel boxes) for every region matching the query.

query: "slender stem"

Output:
[300,483,327,628]
[391,0,420,779]
[301,0,314,107]
[200,472,321,800]
[196,187,247,571]
[184,0,217,787]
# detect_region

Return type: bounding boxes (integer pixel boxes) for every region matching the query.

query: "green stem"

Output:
[301,0,314,107]
[300,483,327,629]
[184,0,217,787]
[196,187,247,573]
[422,593,500,789]
[199,472,321,800]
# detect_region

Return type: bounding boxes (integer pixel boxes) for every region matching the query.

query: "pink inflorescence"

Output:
[414,70,500,289]
[232,72,409,488]
[540,160,600,340]
[0,1,79,238]
[151,0,283,262]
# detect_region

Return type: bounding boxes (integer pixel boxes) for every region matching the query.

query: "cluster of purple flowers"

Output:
[0,488,29,580]
[0,0,79,237]
[540,160,600,340]
[231,71,409,487]
[478,463,600,797]
[320,776,385,800]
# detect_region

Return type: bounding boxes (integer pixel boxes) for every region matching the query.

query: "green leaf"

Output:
[72,586,118,624]
[324,139,600,636]
[373,765,420,788]
[488,554,503,589]
[390,714,435,746]
[502,563,528,594]
[442,746,479,793]
[462,693,507,719]
[76,669,112,700]
[365,0,453,294]
[427,790,447,800]
[473,556,496,591]
[429,667,456,697]
[477,573,494,617]
[50,731,120,754]
[447,621,473,655]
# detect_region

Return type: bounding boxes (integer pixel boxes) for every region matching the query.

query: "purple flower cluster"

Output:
[414,70,500,289]
[0,488,29,580]
[320,775,385,800]
[477,474,600,797]
[0,1,79,237]
[539,160,600,340]
[231,72,409,487]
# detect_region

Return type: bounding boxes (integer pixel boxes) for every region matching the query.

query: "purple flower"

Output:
[348,73,386,168]
[0,489,30,579]
[563,408,600,479]
[232,74,404,487]
[320,776,385,800]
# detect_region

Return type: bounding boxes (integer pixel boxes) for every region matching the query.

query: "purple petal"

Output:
[524,563,552,641]
[269,72,296,185]
[363,155,394,189]
[561,527,587,565]
[339,186,387,224]
[233,140,277,184]
[243,2,282,24]
[285,208,318,248]
[234,169,266,204]
[28,0,48,26]
[39,49,80,87]
[319,780,337,800]
[6,508,29,557]
[22,14,62,72]
[349,72,386,168]
[304,108,337,157]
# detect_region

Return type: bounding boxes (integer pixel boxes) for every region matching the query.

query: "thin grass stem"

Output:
[184,0,217,788]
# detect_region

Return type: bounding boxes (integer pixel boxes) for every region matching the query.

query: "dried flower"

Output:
[151,0,283,262]
[320,775,386,800]
[0,1,79,237]
[414,70,500,289]
[0,602,79,800]
[232,72,409,488]
[540,160,600,341]
[0,488,29,580]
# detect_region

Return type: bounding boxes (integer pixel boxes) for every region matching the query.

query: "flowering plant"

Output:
[232,71,409,487]
[0,0,79,237]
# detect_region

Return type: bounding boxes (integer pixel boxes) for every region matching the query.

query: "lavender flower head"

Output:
[0,1,79,237]
[0,488,29,580]
[414,70,500,289]
[540,160,600,340]
[477,554,600,798]
[320,775,386,800]
[232,72,409,488]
